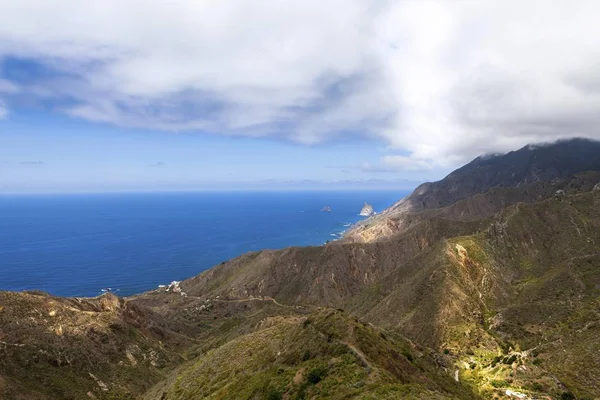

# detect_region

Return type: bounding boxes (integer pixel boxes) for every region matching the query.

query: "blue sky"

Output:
[0,54,441,193]
[2,1,600,192]
[0,54,436,193]
[1,109,431,193]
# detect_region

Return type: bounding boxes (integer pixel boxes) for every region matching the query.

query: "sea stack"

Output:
[359,202,374,216]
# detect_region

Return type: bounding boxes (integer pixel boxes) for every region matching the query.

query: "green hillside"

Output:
[2,140,599,399]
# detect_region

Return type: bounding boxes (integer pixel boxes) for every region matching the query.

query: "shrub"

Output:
[490,355,502,367]
[295,384,307,400]
[301,350,311,361]
[307,367,326,384]
[531,382,544,391]
[503,354,517,365]
[266,388,283,400]
[105,393,135,400]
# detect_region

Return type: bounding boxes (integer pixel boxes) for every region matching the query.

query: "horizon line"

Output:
[0,186,417,196]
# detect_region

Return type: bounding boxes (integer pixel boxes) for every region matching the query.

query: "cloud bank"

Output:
[1,0,600,169]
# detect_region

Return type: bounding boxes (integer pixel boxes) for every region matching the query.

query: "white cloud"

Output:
[0,99,7,119]
[0,79,19,93]
[380,155,433,171]
[1,0,600,167]
[373,0,600,167]
[0,0,384,141]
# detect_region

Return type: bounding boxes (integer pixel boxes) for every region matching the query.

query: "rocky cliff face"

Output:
[1,138,600,399]
[359,202,374,216]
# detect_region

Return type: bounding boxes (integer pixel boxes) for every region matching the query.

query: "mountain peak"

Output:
[415,137,600,208]
[344,138,600,243]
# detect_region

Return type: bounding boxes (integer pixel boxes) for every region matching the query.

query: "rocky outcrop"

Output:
[554,189,566,200]
[0,291,183,399]
[359,202,374,216]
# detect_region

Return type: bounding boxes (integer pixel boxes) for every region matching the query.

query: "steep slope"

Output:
[174,215,485,308]
[144,310,478,400]
[346,190,600,398]
[165,183,600,398]
[408,138,600,210]
[0,292,185,399]
[474,191,600,398]
[174,171,599,312]
[345,139,600,242]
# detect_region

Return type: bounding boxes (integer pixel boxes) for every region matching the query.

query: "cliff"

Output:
[359,202,374,216]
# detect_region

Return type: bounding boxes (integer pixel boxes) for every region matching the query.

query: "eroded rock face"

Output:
[99,293,121,312]
[359,202,374,217]
[0,291,182,399]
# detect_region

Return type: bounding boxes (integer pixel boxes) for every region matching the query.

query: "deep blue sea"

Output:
[0,190,407,297]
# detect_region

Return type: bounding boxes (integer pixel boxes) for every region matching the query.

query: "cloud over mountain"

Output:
[1,0,600,169]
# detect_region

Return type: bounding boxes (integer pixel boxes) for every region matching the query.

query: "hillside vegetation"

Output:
[1,139,599,399]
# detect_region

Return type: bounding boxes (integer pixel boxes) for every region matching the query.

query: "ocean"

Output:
[0,190,407,297]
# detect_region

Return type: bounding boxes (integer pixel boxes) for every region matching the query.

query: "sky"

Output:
[2,0,600,192]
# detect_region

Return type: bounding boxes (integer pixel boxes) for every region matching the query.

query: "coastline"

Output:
[1,190,407,298]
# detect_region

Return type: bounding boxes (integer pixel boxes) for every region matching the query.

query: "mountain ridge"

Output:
[344,138,600,243]
[1,138,599,399]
